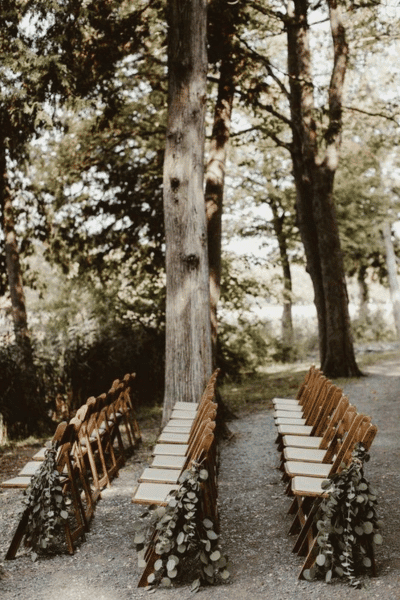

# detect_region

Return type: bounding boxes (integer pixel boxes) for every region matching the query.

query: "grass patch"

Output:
[220,368,308,416]
[0,434,49,455]
[356,349,400,369]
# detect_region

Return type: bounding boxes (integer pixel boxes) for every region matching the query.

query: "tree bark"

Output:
[382,221,400,339]
[357,263,369,319]
[205,55,235,366]
[0,140,34,370]
[270,200,294,353]
[286,0,361,377]
[162,0,212,424]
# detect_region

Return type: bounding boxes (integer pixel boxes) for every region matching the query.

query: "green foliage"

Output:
[0,340,54,439]
[351,309,396,344]
[303,444,382,589]
[217,320,272,379]
[61,319,165,411]
[133,463,229,590]
[218,317,318,380]
[22,443,71,561]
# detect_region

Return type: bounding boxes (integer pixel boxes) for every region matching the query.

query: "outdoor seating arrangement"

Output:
[132,369,220,587]
[273,366,378,579]
[3,373,141,558]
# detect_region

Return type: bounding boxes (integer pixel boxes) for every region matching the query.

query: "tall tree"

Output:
[382,222,400,339]
[0,0,156,435]
[206,0,242,364]
[162,0,212,424]
[285,0,361,376]
[0,145,33,370]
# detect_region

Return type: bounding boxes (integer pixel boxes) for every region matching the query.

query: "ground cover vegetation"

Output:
[0,0,400,441]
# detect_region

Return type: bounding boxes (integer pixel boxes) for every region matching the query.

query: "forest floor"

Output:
[1,354,400,600]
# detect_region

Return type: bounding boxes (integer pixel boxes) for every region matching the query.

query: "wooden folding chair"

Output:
[291,422,378,579]
[274,379,336,425]
[6,422,88,559]
[152,404,217,457]
[116,374,142,448]
[287,418,376,549]
[272,366,320,411]
[283,408,364,487]
[275,377,333,449]
[133,417,216,504]
[167,369,220,419]
[281,394,350,465]
[136,431,218,587]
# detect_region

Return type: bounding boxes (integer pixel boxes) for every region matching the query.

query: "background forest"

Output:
[0,0,399,440]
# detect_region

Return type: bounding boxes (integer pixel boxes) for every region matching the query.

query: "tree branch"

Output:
[246,1,287,23]
[231,125,291,151]
[343,105,399,124]
[237,35,291,100]
[324,0,348,165]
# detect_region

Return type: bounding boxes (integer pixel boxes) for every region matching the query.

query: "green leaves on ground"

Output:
[22,443,72,559]
[305,443,382,589]
[132,462,229,591]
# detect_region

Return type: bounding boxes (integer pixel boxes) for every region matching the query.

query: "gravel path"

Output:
[1,359,400,599]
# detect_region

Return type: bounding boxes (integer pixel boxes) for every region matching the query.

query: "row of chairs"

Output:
[132,369,221,587]
[5,373,141,559]
[273,366,378,579]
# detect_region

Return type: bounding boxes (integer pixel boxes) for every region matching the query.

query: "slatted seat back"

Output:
[187,419,216,461]
[329,413,370,476]
[188,402,217,446]
[296,366,320,405]
[359,423,378,452]
[302,375,329,422]
[313,388,346,438]
[317,394,350,451]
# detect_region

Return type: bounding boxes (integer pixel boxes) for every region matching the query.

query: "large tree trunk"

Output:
[205,54,235,366]
[162,0,212,425]
[382,221,400,339]
[0,142,34,370]
[286,0,361,377]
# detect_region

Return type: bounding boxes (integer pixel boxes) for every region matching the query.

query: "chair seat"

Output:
[162,425,192,433]
[283,447,328,462]
[0,476,31,489]
[277,424,313,436]
[285,460,331,478]
[132,482,179,505]
[152,443,188,456]
[173,402,198,411]
[163,418,193,430]
[139,467,181,484]
[151,455,187,469]
[275,417,307,426]
[32,447,47,461]
[282,435,323,448]
[272,397,300,407]
[291,476,330,497]
[170,410,196,420]
[18,461,42,476]
[157,432,190,444]
[274,408,303,418]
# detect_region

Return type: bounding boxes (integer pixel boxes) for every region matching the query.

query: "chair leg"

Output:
[298,536,319,579]
[292,497,321,555]
[5,509,30,560]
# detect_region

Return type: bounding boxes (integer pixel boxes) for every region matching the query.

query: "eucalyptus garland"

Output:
[303,443,383,588]
[133,463,229,591]
[22,443,71,561]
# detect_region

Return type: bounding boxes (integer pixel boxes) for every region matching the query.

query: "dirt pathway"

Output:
[1,358,400,599]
